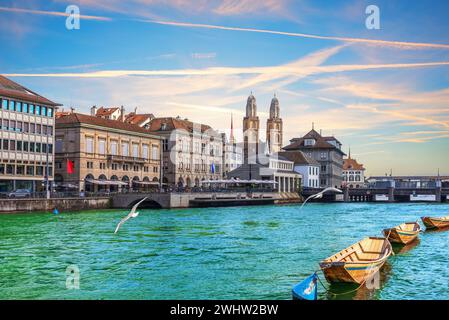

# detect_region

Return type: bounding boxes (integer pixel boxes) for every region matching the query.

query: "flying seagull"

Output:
[114,197,148,234]
[300,187,342,209]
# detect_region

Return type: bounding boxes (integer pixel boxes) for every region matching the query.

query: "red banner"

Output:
[67,159,74,174]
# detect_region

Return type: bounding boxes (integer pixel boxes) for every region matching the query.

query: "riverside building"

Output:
[0,75,60,193]
[55,112,162,193]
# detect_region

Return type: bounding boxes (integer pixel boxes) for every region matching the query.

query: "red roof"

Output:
[0,75,61,106]
[56,112,161,138]
[283,129,344,154]
[148,117,213,133]
[343,158,365,170]
[125,113,154,125]
[95,107,119,116]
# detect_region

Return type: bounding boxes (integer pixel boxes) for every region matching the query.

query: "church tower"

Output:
[266,95,283,154]
[243,93,260,164]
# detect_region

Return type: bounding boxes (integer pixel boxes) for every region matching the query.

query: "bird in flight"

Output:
[300,187,342,209]
[114,197,148,234]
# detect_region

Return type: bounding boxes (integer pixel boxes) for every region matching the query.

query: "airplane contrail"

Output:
[140,19,449,50]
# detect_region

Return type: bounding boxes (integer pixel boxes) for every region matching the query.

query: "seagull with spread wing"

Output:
[114,197,148,234]
[300,187,342,209]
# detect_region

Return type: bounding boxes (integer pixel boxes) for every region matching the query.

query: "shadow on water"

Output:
[325,262,393,300]
[424,226,449,234]
[392,238,420,255]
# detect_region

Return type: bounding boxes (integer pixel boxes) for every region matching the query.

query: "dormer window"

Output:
[161,123,167,130]
[305,139,316,146]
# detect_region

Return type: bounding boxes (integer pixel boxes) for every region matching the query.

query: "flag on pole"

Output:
[210,163,215,174]
[292,273,318,300]
[67,159,74,174]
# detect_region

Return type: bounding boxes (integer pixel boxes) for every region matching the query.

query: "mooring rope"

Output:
[315,272,368,297]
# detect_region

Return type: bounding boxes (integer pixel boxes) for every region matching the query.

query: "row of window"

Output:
[0,139,53,153]
[1,98,54,117]
[1,118,53,135]
[58,161,159,173]
[0,163,52,176]
[345,176,362,182]
[178,140,222,156]
[308,179,319,187]
[308,166,319,175]
[83,137,159,160]
[177,162,220,173]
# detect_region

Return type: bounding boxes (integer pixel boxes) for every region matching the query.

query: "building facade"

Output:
[283,128,345,188]
[342,151,366,188]
[55,112,161,192]
[227,94,301,193]
[148,117,223,188]
[279,151,320,188]
[243,94,260,164]
[0,76,60,193]
[266,95,283,154]
[221,132,243,178]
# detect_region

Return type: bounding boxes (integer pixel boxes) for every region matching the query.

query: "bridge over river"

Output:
[302,187,449,203]
[111,191,300,209]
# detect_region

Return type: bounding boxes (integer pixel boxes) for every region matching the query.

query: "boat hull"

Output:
[383,227,419,245]
[421,217,449,229]
[319,259,387,284]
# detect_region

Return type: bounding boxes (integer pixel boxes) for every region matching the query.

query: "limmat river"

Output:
[1,203,448,300]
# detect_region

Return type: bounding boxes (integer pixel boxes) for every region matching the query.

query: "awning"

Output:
[202,179,278,185]
[133,180,160,185]
[85,179,128,186]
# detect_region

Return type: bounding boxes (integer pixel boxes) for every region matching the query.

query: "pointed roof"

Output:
[283,129,345,154]
[343,157,365,171]
[278,151,319,166]
[0,75,61,106]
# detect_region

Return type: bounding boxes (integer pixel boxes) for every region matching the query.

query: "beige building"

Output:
[0,75,60,193]
[147,116,223,188]
[55,112,162,193]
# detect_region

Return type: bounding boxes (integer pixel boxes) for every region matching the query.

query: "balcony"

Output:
[107,154,147,164]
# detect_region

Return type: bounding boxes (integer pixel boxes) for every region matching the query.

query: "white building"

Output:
[148,116,223,188]
[0,75,60,193]
[221,133,243,178]
[279,151,320,188]
[342,151,366,188]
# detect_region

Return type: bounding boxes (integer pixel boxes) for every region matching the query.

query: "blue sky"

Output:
[1,0,449,176]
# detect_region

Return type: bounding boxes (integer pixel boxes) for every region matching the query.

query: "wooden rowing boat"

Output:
[319,237,393,284]
[421,216,449,229]
[383,222,421,245]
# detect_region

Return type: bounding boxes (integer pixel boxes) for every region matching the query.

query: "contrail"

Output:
[0,6,112,21]
[4,61,449,78]
[141,19,449,50]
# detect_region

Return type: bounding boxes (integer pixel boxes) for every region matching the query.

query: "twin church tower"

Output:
[242,93,283,163]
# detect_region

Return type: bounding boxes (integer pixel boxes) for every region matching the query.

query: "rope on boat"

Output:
[315,230,392,297]
[315,272,367,297]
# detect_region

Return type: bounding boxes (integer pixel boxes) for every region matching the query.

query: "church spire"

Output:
[230,113,235,144]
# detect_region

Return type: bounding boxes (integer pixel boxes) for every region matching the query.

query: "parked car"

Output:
[8,189,31,198]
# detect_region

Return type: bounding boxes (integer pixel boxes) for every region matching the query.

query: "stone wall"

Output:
[0,197,111,213]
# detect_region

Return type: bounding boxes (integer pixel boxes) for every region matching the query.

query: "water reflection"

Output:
[326,262,393,300]
[392,238,420,255]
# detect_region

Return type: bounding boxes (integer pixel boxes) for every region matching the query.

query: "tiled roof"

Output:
[283,129,344,153]
[125,113,154,125]
[343,158,365,170]
[277,151,320,166]
[0,75,61,106]
[96,107,119,116]
[148,117,213,133]
[56,112,161,138]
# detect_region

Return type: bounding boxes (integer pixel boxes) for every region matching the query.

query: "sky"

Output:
[1,0,449,176]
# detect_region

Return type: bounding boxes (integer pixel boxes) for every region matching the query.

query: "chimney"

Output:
[91,105,97,116]
[70,107,75,114]
[134,106,137,114]
[121,105,125,122]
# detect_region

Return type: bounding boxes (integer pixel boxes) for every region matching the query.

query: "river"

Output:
[1,202,448,300]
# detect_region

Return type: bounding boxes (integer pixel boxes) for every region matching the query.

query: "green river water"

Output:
[1,202,448,300]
